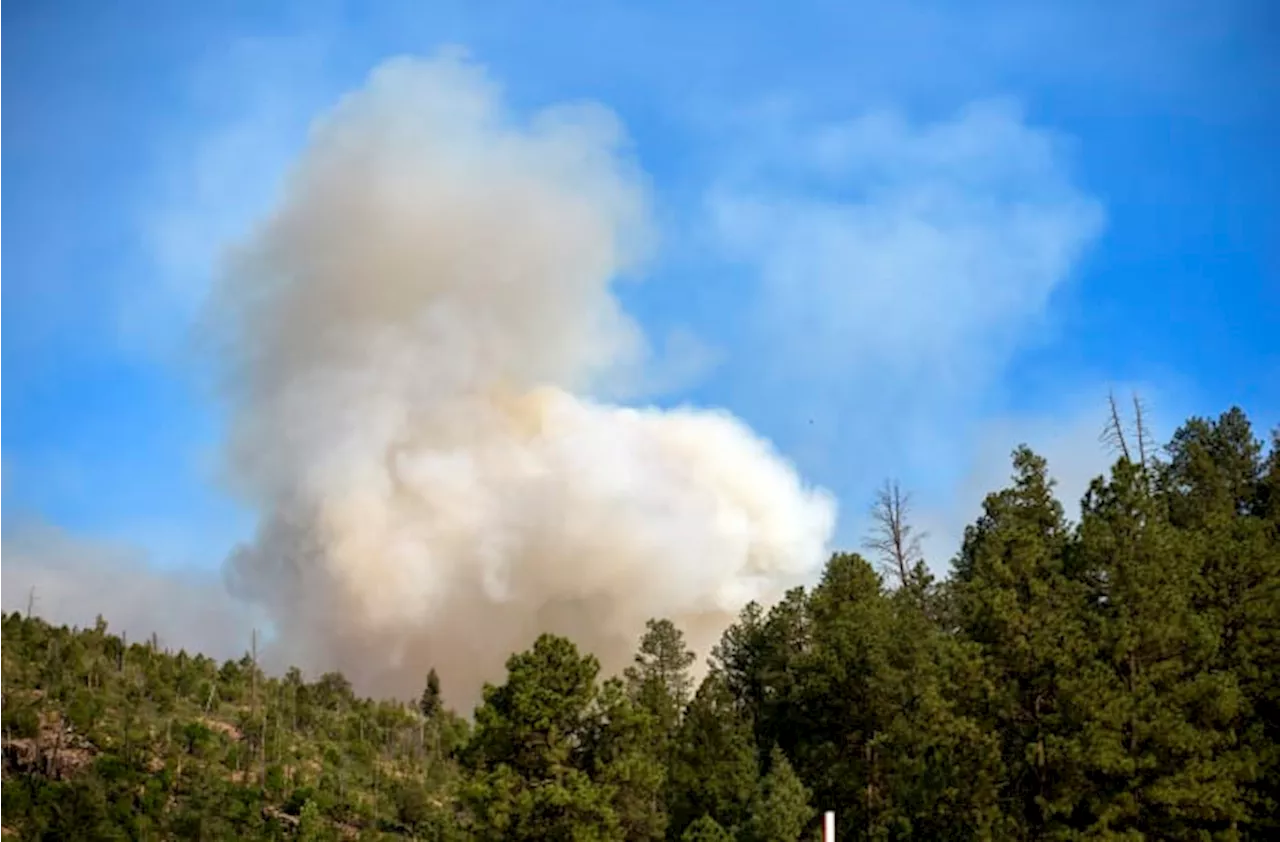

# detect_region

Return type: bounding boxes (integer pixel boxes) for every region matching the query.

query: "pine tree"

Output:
[740,747,813,842]
[465,634,619,840]
[708,587,812,774]
[584,677,668,841]
[952,446,1095,835]
[710,601,768,719]
[679,814,734,842]
[872,587,1007,840]
[1076,457,1251,836]
[666,673,759,839]
[1258,427,1280,523]
[1161,412,1280,836]
[626,619,696,740]
[794,553,892,833]
[4,403,1278,842]
[1162,408,1263,528]
[419,668,443,719]
[1251,427,1280,834]
[297,799,336,841]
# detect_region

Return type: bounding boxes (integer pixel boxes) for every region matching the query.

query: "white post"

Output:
[823,810,835,842]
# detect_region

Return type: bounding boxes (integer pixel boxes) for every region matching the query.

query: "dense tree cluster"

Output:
[3,406,1278,840]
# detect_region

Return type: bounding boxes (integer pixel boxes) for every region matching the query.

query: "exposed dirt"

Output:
[2,712,98,780]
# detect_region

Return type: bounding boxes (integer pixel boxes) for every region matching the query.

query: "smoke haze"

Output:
[1,522,263,662]
[214,53,836,706]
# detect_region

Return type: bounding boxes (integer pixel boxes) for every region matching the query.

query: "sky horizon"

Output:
[4,0,1278,666]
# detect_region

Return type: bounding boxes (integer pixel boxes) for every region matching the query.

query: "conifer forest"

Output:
[4,406,1279,840]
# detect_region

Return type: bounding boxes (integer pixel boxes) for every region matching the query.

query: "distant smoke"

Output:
[2,522,262,661]
[212,52,835,707]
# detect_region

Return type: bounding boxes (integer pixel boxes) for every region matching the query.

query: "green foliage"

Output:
[467,763,618,841]
[1073,458,1252,835]
[680,814,735,842]
[297,799,335,841]
[421,667,444,719]
[467,634,600,777]
[951,445,1098,834]
[667,672,760,838]
[626,618,697,737]
[740,747,812,842]
[0,609,470,840]
[585,678,668,841]
[2,405,1278,840]
[464,634,622,840]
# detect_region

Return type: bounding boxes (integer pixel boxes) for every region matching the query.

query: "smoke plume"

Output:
[214,52,835,707]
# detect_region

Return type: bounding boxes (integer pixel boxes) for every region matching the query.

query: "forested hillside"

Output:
[4,406,1279,840]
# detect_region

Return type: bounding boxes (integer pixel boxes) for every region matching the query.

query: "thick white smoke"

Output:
[214,52,835,707]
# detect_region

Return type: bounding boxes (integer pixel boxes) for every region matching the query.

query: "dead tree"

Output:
[1132,392,1153,467]
[1102,391,1132,462]
[1101,390,1156,471]
[863,480,926,588]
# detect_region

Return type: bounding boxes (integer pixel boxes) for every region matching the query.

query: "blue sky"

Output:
[4,0,1278,588]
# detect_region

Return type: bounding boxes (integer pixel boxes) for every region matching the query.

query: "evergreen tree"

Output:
[710,601,769,722]
[465,634,619,840]
[583,677,668,841]
[297,799,336,842]
[792,553,892,833]
[667,673,759,839]
[1258,427,1280,523]
[953,446,1095,835]
[1161,412,1280,836]
[1162,407,1263,527]
[1250,428,1280,835]
[4,403,1279,842]
[420,667,443,719]
[1076,457,1251,836]
[872,587,1007,840]
[740,747,813,842]
[680,814,735,842]
[626,619,697,739]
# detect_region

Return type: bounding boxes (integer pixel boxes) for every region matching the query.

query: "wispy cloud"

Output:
[123,35,333,357]
[715,99,1102,377]
[704,97,1105,545]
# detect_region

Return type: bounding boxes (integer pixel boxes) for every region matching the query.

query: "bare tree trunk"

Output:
[250,628,258,713]
[1103,391,1132,461]
[1133,392,1152,468]
[276,696,282,766]
[50,718,64,779]
[864,480,925,588]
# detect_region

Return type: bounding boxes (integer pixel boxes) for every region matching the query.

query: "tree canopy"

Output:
[3,405,1278,840]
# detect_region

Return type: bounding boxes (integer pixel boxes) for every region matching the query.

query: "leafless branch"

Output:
[862,480,926,588]
[1101,391,1132,462]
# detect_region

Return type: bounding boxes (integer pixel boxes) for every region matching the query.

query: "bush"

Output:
[3,702,40,739]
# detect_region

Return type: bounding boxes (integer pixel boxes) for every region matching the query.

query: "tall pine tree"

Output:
[953,446,1094,836]
[464,634,619,841]
[1077,457,1250,836]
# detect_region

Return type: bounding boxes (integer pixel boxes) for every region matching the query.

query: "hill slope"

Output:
[3,405,1279,840]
